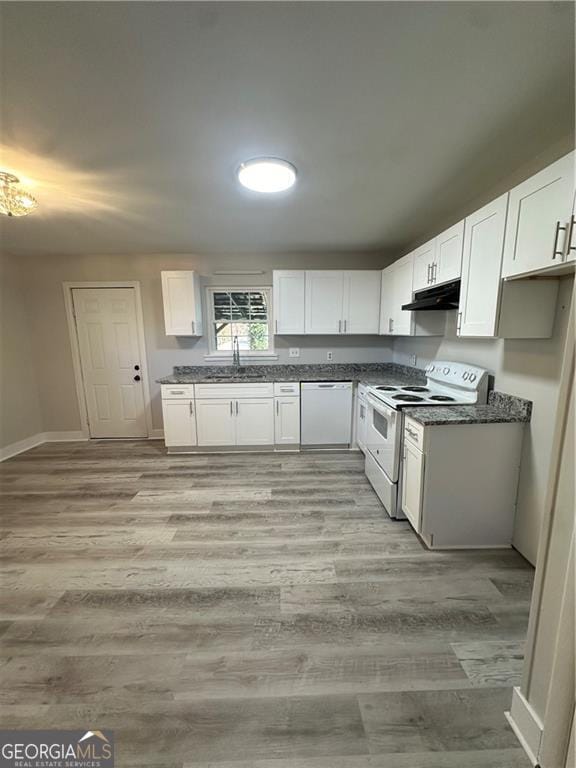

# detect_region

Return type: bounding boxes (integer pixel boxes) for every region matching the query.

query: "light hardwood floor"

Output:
[0,441,534,767]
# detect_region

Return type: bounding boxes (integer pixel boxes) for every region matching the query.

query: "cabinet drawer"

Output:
[274,382,300,396]
[195,382,274,399]
[404,417,424,450]
[161,384,195,399]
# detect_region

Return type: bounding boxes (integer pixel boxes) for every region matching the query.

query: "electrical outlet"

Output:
[327,351,333,361]
[289,347,300,358]
[410,354,417,366]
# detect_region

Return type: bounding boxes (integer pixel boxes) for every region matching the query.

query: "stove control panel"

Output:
[425,361,488,392]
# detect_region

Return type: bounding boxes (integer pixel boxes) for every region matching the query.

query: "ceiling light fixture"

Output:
[0,172,38,217]
[237,158,297,193]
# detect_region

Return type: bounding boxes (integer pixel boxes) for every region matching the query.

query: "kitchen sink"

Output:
[201,372,267,382]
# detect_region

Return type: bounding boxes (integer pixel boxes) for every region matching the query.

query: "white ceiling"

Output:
[1,1,574,257]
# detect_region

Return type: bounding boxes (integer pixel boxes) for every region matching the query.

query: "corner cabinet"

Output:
[502,151,575,279]
[161,271,203,336]
[457,194,559,339]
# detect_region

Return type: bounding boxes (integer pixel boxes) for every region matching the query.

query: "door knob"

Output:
[134,375,141,382]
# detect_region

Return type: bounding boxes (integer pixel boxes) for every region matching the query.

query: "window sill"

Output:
[204,353,279,362]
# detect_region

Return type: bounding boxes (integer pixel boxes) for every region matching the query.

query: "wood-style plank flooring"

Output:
[0,441,534,767]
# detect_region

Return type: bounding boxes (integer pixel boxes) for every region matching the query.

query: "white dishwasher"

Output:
[300,382,353,446]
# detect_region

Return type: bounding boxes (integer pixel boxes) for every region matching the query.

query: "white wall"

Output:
[0,252,44,451]
[19,251,394,435]
[393,276,574,564]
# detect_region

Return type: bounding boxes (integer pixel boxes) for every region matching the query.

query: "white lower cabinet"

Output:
[196,399,236,446]
[236,399,275,445]
[161,398,197,447]
[274,396,300,445]
[401,416,524,549]
[401,438,424,532]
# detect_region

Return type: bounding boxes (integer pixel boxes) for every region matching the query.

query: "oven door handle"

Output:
[367,394,395,418]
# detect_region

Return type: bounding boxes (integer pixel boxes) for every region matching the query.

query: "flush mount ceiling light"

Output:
[237,158,297,193]
[0,172,38,217]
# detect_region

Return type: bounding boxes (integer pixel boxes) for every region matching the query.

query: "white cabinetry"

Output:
[273,270,305,334]
[274,387,301,446]
[458,194,559,339]
[305,271,345,334]
[412,222,464,293]
[196,399,236,446]
[236,399,275,445]
[502,151,575,278]
[161,398,197,447]
[401,416,524,549]
[161,271,203,336]
[303,270,381,335]
[194,383,275,448]
[380,255,445,337]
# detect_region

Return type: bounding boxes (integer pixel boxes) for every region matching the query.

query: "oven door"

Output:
[366,394,401,482]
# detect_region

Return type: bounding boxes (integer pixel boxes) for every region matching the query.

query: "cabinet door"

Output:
[274,397,300,445]
[356,398,367,452]
[195,399,235,446]
[566,192,576,264]
[343,271,381,334]
[379,267,394,334]
[412,240,436,292]
[161,271,202,336]
[502,152,575,278]
[458,193,508,338]
[236,399,274,445]
[402,440,424,532]
[435,220,464,285]
[392,256,414,336]
[305,271,345,334]
[162,399,197,447]
[273,270,305,334]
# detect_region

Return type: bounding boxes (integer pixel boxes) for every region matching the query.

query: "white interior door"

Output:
[72,287,147,438]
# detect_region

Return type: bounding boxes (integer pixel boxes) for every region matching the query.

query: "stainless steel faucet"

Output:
[232,335,241,368]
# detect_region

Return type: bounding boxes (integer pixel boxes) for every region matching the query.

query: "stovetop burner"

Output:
[375,386,398,391]
[392,394,425,402]
[402,386,429,392]
[429,395,456,402]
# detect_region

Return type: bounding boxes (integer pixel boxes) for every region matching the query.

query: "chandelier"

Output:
[0,172,38,217]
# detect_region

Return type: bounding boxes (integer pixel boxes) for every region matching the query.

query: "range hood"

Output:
[402,280,460,311]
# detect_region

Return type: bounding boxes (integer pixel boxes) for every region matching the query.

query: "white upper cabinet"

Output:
[301,270,381,335]
[458,194,509,337]
[305,271,345,334]
[502,152,575,278]
[458,193,558,339]
[161,271,203,336]
[342,271,381,334]
[391,255,415,336]
[412,240,436,292]
[273,270,305,334]
[435,220,464,285]
[412,223,463,293]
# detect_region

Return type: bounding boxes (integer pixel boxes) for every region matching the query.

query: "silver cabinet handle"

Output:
[343,319,347,333]
[189,400,194,416]
[567,215,575,253]
[230,401,233,415]
[388,318,392,333]
[406,427,418,439]
[427,264,431,284]
[275,319,278,333]
[276,400,279,415]
[191,320,195,334]
[432,263,437,283]
[457,311,462,335]
[338,319,342,333]
[170,390,185,395]
[235,400,239,416]
[390,318,394,333]
[552,220,567,260]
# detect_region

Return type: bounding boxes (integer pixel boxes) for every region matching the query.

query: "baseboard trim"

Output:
[0,430,88,462]
[506,686,543,766]
[149,429,164,440]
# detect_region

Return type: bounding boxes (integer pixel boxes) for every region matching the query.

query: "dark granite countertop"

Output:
[158,362,426,387]
[404,391,532,426]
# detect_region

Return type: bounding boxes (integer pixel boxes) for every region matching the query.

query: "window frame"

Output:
[205,286,276,359]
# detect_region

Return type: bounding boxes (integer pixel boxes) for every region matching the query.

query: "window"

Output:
[207,288,274,356]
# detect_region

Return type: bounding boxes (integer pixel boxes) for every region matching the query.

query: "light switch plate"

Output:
[327,351,333,361]
[289,348,300,358]
[410,354,417,366]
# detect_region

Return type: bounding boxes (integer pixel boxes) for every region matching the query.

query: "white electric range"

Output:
[364,361,489,518]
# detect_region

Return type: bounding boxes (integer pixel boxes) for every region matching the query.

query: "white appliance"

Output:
[365,361,489,518]
[301,382,353,446]
[355,383,368,452]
